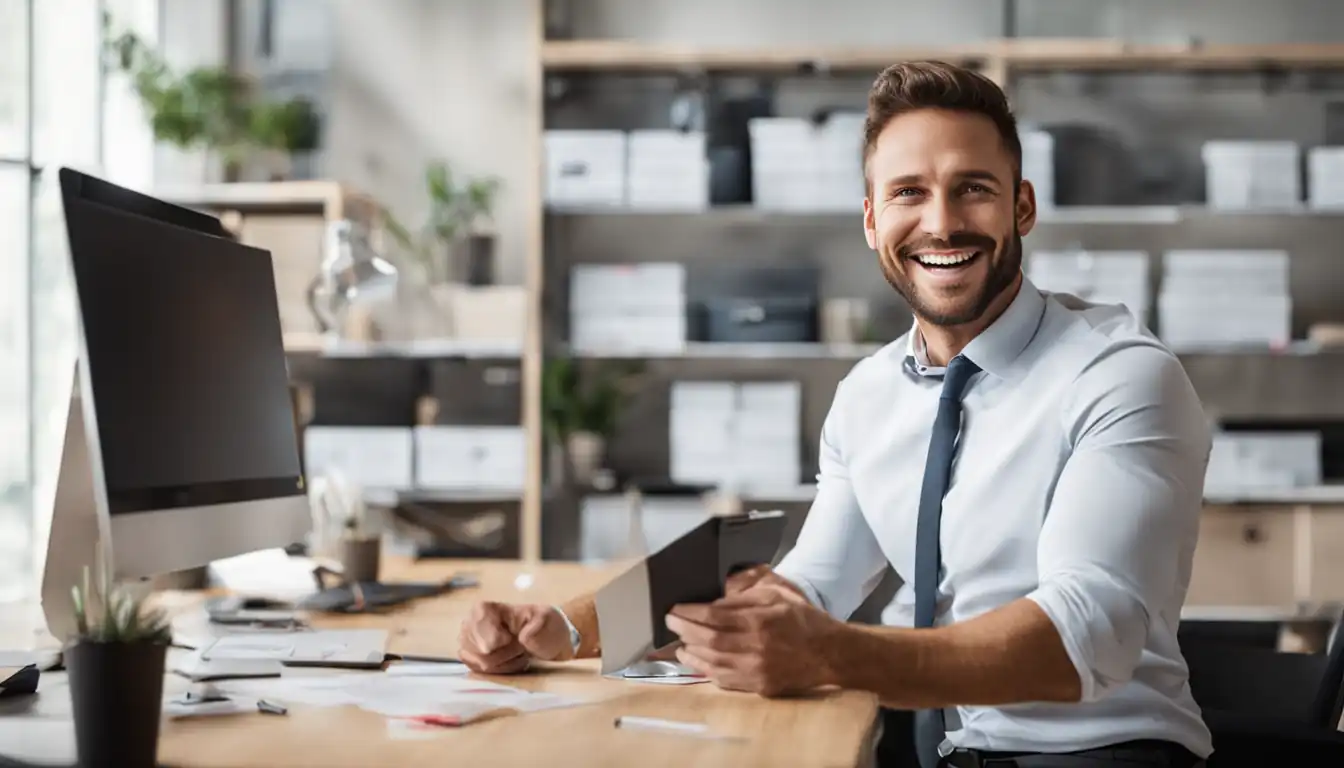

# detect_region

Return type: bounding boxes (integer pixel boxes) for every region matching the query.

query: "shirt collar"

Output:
[904,275,1046,380]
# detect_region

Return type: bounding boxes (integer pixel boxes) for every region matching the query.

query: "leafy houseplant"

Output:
[104,18,321,179]
[66,562,173,768]
[383,161,502,284]
[542,356,644,485]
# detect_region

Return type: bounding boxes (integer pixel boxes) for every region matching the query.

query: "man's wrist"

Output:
[552,605,581,659]
[815,617,862,689]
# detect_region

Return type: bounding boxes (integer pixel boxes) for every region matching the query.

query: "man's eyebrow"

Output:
[960,169,1005,184]
[882,170,1006,187]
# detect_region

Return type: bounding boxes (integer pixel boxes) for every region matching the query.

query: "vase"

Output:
[66,639,168,768]
[566,431,605,487]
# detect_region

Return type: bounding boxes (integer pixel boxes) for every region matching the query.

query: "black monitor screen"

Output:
[64,198,304,515]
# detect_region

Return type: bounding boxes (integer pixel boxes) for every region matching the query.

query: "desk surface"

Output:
[6,557,880,768]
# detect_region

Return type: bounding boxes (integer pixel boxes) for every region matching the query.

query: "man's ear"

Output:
[863,197,877,250]
[1016,180,1038,238]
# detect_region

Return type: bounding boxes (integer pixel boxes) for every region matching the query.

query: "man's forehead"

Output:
[868,111,1013,181]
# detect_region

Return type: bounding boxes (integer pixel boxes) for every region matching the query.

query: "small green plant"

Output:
[541,356,644,444]
[382,161,502,274]
[103,17,321,165]
[69,560,172,646]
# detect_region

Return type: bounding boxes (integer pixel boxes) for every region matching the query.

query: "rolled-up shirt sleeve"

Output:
[1025,342,1210,703]
[775,376,889,620]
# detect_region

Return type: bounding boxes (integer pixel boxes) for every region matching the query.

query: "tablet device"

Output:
[594,509,788,674]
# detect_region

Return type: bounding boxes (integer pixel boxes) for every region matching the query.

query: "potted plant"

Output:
[542,356,644,486]
[66,561,173,768]
[382,161,502,285]
[103,17,322,181]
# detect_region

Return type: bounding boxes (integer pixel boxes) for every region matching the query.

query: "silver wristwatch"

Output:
[553,605,581,656]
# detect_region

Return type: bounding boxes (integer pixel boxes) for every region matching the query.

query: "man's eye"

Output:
[891,188,920,199]
[963,183,992,195]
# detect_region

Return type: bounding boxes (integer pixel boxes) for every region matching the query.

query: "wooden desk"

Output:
[154,558,879,767]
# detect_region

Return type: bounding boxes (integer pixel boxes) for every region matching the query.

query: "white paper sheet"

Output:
[385,662,470,677]
[218,673,588,724]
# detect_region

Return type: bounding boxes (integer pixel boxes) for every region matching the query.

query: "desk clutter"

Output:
[1027,248,1293,350]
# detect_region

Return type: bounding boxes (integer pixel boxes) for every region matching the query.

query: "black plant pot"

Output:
[66,640,168,768]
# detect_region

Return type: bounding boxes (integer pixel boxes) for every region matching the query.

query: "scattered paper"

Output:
[217,672,588,725]
[385,662,470,677]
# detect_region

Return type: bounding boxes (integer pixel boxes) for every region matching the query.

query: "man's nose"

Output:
[919,196,965,240]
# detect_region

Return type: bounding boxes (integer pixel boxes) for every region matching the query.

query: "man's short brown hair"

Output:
[862,60,1021,193]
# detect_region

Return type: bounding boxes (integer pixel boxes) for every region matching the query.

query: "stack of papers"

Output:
[220,672,588,726]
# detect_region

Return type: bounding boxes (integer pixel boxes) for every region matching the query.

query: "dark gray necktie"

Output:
[913,354,980,768]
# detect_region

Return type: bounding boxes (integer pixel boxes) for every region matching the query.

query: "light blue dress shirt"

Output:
[775,276,1214,758]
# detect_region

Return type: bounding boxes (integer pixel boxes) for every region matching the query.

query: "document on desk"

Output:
[199,629,388,667]
[220,673,590,725]
[594,510,788,675]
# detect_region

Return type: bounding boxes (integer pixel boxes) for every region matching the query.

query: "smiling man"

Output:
[457,61,1212,768]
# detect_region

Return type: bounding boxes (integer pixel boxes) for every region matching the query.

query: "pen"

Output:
[613,716,745,742]
[257,699,288,715]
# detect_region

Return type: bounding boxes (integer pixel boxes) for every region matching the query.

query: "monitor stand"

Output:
[37,365,115,648]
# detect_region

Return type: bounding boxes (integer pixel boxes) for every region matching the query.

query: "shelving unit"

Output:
[523,24,1344,566]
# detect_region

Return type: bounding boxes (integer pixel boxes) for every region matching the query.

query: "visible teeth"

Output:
[916,252,976,266]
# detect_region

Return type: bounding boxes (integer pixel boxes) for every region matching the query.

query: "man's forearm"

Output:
[819,598,1082,708]
[558,594,601,658]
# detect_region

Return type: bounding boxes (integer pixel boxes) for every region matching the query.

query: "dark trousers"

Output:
[875,709,1204,768]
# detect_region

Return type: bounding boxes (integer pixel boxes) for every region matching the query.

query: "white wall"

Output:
[321,0,537,285]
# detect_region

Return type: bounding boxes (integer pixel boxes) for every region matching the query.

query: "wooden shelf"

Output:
[155,181,381,220]
[542,38,1344,75]
[541,39,985,73]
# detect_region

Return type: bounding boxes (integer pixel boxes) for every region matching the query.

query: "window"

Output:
[0,0,105,602]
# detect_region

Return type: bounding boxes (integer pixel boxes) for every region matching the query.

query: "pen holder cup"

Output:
[340,535,382,583]
[66,639,168,768]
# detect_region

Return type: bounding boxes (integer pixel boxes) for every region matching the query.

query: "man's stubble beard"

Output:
[879,228,1023,328]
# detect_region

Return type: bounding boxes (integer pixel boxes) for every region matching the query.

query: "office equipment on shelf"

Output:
[1158,250,1291,349]
[544,129,628,207]
[594,509,788,674]
[569,262,687,354]
[1202,140,1301,210]
[1308,146,1344,209]
[1020,128,1055,209]
[40,168,311,645]
[688,264,819,343]
[1205,432,1323,496]
[669,381,802,492]
[1028,250,1150,323]
[413,426,526,492]
[626,130,710,210]
[747,112,864,211]
[303,426,415,493]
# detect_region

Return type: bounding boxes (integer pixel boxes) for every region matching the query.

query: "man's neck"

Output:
[918,274,1022,366]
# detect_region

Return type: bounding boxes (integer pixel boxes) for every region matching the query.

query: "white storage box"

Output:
[579,494,710,563]
[749,113,864,212]
[1020,129,1055,208]
[303,426,414,491]
[1308,147,1344,209]
[545,130,627,208]
[413,426,526,492]
[570,263,687,354]
[1206,432,1322,494]
[627,130,709,210]
[1029,250,1149,318]
[669,380,802,491]
[1202,140,1301,210]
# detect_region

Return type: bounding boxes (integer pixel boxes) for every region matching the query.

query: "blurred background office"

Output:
[3,0,1344,658]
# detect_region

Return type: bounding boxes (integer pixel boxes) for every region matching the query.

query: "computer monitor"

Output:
[40,168,310,641]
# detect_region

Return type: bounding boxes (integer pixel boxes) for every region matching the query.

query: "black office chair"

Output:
[1182,619,1344,766]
